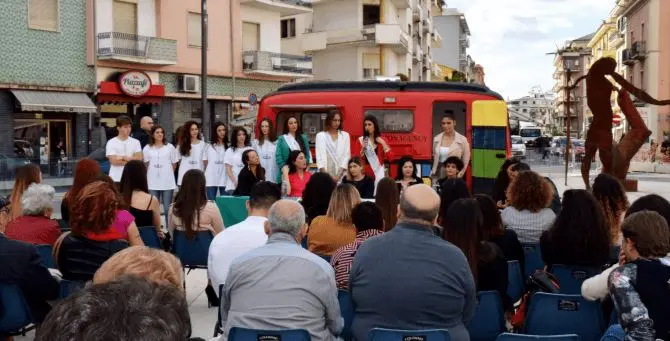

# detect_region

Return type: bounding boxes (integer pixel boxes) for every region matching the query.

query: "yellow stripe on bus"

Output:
[472,100,508,127]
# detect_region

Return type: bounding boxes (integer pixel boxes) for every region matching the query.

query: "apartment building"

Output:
[432,8,470,76]
[281,0,442,81]
[507,90,555,129]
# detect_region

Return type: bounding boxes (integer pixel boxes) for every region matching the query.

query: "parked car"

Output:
[511,135,526,159]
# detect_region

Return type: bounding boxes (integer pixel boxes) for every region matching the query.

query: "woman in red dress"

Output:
[356,115,392,191]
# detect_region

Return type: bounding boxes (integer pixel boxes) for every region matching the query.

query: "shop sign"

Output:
[119,71,152,97]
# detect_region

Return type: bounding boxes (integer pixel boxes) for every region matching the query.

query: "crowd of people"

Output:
[0,113,669,341]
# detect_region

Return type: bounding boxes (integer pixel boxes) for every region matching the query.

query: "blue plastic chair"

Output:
[138,226,162,249]
[36,244,56,269]
[0,284,34,336]
[172,230,214,269]
[59,279,86,299]
[228,327,311,341]
[507,260,524,303]
[524,292,606,341]
[495,333,580,341]
[550,264,600,294]
[522,244,545,278]
[467,291,505,341]
[338,290,354,341]
[368,328,451,341]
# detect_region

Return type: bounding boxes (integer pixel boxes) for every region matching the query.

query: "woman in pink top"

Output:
[282,150,312,198]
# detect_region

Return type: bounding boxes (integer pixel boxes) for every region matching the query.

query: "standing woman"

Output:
[315,111,351,182]
[358,115,391,189]
[275,116,312,183]
[431,111,471,181]
[177,121,207,187]
[224,126,253,194]
[253,118,278,184]
[143,125,178,221]
[205,122,228,199]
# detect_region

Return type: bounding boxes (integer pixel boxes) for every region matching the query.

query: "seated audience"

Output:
[501,170,555,244]
[474,194,524,270]
[540,189,610,269]
[508,163,561,214]
[442,198,511,311]
[492,158,521,207]
[0,227,59,324]
[375,177,399,231]
[308,183,361,256]
[282,150,311,197]
[301,172,336,225]
[209,182,281,290]
[61,159,101,222]
[331,202,384,290]
[350,185,476,341]
[438,178,470,227]
[34,276,195,341]
[341,157,375,199]
[93,174,144,245]
[120,160,162,236]
[440,156,464,182]
[54,181,129,281]
[93,246,183,289]
[221,200,343,341]
[8,163,42,222]
[5,183,60,246]
[608,211,670,341]
[233,149,265,196]
[395,156,423,193]
[592,173,628,249]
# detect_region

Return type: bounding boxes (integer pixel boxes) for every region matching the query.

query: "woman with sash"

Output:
[275,116,312,183]
[357,115,391,190]
[315,111,351,182]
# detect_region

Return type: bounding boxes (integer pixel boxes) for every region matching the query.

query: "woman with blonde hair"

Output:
[93,246,183,289]
[308,183,361,256]
[9,163,42,220]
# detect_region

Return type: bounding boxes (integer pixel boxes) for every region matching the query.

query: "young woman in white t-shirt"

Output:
[143,125,178,220]
[252,118,278,184]
[177,121,207,187]
[224,126,253,194]
[205,122,228,200]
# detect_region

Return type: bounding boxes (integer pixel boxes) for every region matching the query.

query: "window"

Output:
[522,101,527,105]
[242,22,260,51]
[187,12,202,47]
[362,5,380,26]
[113,0,137,34]
[363,53,380,80]
[364,109,414,132]
[522,108,527,113]
[363,68,380,79]
[281,19,296,39]
[29,0,59,31]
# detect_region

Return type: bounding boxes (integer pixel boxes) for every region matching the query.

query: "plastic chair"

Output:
[228,327,311,341]
[172,230,214,269]
[0,284,34,336]
[524,292,606,341]
[550,264,601,294]
[467,291,505,341]
[495,333,580,341]
[36,244,56,269]
[368,328,451,341]
[59,279,86,299]
[507,260,524,303]
[522,244,545,278]
[138,226,162,249]
[338,290,354,341]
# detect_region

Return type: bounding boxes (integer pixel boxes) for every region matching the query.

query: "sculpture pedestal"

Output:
[624,179,638,192]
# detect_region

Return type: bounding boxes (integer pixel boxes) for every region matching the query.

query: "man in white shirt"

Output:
[106,115,143,184]
[208,181,282,291]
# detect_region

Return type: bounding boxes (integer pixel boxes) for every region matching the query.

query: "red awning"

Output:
[97,81,165,105]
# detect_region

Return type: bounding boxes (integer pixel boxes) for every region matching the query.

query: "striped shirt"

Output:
[330,229,383,290]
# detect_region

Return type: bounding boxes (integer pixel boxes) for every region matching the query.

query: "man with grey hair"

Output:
[5,183,61,245]
[221,200,343,341]
[349,184,476,341]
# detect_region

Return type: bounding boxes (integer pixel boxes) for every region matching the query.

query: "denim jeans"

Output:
[601,325,624,341]
[149,189,174,227]
[206,187,227,200]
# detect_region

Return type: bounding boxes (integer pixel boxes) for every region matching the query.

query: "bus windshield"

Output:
[520,128,541,138]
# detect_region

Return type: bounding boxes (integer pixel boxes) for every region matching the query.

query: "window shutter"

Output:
[188,13,202,46]
[29,0,58,31]
[363,53,380,69]
[242,22,260,52]
[112,0,137,34]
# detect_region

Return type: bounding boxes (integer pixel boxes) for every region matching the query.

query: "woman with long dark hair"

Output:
[375,177,399,231]
[357,115,391,190]
[224,126,253,194]
[204,122,228,199]
[176,121,207,187]
[233,149,265,196]
[430,111,471,181]
[253,118,278,183]
[315,110,351,181]
[395,156,422,193]
[474,194,524,269]
[143,125,178,221]
[275,116,312,183]
[491,158,521,207]
[282,150,311,197]
[592,173,629,246]
[342,157,375,199]
[62,159,101,222]
[119,160,162,237]
[438,178,470,224]
[301,172,336,225]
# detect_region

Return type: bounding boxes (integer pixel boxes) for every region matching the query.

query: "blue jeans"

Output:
[601,325,624,341]
[206,187,227,200]
[149,190,174,227]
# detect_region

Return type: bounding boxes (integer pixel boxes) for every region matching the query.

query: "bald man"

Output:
[133,116,154,148]
[349,184,477,341]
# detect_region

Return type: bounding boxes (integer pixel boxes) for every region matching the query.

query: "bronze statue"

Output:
[574,57,670,190]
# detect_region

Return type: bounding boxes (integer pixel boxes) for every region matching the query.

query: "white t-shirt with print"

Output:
[143,143,178,191]
[205,143,228,187]
[106,136,142,182]
[177,141,207,186]
[224,146,253,190]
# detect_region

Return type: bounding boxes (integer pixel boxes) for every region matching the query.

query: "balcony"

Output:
[374,24,410,54]
[622,48,635,65]
[390,0,410,9]
[97,32,177,65]
[459,36,469,48]
[608,31,624,47]
[422,18,432,34]
[631,41,646,60]
[412,48,423,63]
[431,31,442,48]
[242,51,313,78]
[412,7,424,22]
[240,0,312,16]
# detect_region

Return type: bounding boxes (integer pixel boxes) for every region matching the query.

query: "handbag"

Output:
[511,269,561,329]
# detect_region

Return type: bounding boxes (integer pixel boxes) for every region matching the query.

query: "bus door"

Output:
[469,100,509,195]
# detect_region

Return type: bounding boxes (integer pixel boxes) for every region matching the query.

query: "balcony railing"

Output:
[242,51,312,76]
[97,32,177,65]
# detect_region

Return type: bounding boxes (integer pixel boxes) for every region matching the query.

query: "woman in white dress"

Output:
[205,122,228,200]
[177,121,207,187]
[142,125,178,221]
[224,126,253,194]
[252,118,278,184]
[315,111,351,182]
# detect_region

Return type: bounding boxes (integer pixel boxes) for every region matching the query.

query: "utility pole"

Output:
[201,0,209,139]
[564,66,572,186]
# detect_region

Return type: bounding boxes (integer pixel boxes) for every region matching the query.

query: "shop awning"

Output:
[11,90,97,113]
[96,81,165,105]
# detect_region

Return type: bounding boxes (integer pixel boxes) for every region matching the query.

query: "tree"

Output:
[395,73,408,81]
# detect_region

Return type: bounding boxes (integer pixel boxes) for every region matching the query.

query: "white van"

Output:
[519,126,542,147]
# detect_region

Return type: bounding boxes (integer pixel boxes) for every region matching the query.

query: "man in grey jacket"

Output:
[221,199,344,341]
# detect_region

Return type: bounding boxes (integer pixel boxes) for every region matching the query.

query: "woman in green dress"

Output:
[275,116,312,183]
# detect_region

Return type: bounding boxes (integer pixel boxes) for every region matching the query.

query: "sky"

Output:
[446,0,613,100]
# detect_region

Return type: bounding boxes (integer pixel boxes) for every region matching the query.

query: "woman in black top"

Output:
[492,158,521,207]
[341,157,374,199]
[119,161,163,236]
[395,156,422,194]
[474,194,525,270]
[234,149,265,196]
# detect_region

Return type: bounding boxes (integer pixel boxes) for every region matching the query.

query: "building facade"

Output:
[432,8,470,75]
[507,90,555,130]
